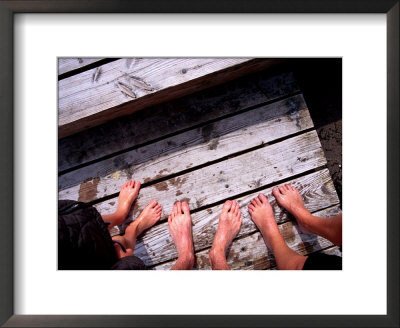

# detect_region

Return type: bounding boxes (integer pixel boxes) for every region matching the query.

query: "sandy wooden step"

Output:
[58,58,282,137]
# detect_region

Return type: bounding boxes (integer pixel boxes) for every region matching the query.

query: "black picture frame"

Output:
[1,1,398,327]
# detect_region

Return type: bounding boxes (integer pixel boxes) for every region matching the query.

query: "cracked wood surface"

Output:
[58,58,282,137]
[91,130,326,227]
[58,71,299,172]
[58,94,313,202]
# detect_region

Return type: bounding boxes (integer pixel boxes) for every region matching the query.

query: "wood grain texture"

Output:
[58,71,299,172]
[58,94,313,201]
[154,204,342,270]
[58,58,283,137]
[58,58,104,75]
[91,130,326,221]
[114,169,339,267]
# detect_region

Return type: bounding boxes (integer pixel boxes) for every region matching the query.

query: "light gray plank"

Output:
[58,58,282,137]
[58,70,299,172]
[59,94,313,201]
[127,169,339,267]
[154,204,342,270]
[92,130,326,222]
[58,58,104,75]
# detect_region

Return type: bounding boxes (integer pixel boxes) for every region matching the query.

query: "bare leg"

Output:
[272,185,342,246]
[101,180,141,230]
[168,202,195,270]
[112,200,162,259]
[209,200,242,270]
[249,194,307,270]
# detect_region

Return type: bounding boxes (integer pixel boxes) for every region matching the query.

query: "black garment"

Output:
[302,252,342,270]
[58,200,145,270]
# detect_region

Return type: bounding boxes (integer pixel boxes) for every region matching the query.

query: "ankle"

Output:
[177,252,195,269]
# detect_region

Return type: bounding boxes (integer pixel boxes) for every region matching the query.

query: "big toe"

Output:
[133,181,141,192]
[258,193,269,204]
[222,200,232,213]
[182,202,190,215]
[272,187,281,198]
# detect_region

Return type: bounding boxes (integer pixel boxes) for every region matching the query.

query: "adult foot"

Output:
[248,193,276,231]
[248,193,307,270]
[116,180,141,219]
[248,193,282,250]
[168,202,195,269]
[133,200,162,237]
[272,185,312,233]
[209,200,242,268]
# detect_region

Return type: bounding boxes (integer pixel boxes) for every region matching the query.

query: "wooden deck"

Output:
[58,58,342,270]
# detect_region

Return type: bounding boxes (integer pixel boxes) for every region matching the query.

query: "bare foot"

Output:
[102,180,141,228]
[116,180,141,218]
[209,200,242,269]
[272,185,312,233]
[248,193,280,250]
[248,193,308,270]
[114,199,162,255]
[168,202,195,269]
[134,200,162,237]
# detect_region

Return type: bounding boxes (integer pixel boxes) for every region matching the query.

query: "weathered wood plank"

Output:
[58,71,299,172]
[116,169,339,267]
[58,58,283,137]
[92,130,326,221]
[59,94,313,201]
[58,58,104,75]
[153,204,342,270]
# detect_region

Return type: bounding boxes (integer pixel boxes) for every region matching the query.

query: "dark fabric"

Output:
[303,252,342,270]
[110,256,146,270]
[58,200,118,270]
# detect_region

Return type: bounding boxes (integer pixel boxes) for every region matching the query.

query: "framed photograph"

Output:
[1,1,398,327]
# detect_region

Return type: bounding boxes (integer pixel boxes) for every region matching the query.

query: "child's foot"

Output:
[168,202,195,269]
[272,185,312,233]
[209,200,242,265]
[134,200,162,237]
[116,180,141,219]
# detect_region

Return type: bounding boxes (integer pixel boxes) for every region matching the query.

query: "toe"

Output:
[279,186,286,194]
[248,204,255,212]
[254,197,261,206]
[182,202,190,215]
[251,199,257,206]
[222,200,232,213]
[133,181,141,191]
[177,201,182,214]
[259,193,268,204]
[150,200,158,208]
[272,187,281,198]
[173,202,178,216]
